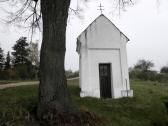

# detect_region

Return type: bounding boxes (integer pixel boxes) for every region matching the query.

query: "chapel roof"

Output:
[78,14,130,41]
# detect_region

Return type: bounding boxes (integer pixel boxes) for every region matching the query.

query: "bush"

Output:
[66,70,79,78]
[15,64,39,80]
[0,69,19,80]
[156,74,168,83]
[147,71,157,81]
[0,64,39,80]
[15,64,29,80]
[129,69,168,83]
[129,69,149,81]
[160,66,168,74]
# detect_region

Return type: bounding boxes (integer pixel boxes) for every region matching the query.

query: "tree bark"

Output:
[37,0,79,120]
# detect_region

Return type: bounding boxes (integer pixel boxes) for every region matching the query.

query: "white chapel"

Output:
[76,14,133,99]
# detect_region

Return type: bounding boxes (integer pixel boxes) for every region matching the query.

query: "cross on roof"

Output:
[98,3,104,14]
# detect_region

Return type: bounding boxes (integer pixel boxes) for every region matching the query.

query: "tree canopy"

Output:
[12,37,29,66]
[134,59,154,71]
[0,46,4,70]
[160,66,168,74]
[4,51,11,70]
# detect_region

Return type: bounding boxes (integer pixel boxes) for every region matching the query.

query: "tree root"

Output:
[36,108,103,126]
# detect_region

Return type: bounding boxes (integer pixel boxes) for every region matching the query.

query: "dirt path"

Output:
[0,81,39,90]
[0,77,79,90]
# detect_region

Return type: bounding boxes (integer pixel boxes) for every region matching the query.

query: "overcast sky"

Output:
[0,0,168,71]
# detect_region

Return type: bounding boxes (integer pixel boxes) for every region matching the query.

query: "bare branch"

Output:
[69,7,79,15]
[0,0,41,43]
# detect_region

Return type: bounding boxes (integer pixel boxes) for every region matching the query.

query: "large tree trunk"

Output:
[37,0,79,121]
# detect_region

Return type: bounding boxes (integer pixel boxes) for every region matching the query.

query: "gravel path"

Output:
[0,81,39,90]
[0,77,79,90]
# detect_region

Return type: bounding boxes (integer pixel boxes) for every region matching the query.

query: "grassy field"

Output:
[0,80,168,126]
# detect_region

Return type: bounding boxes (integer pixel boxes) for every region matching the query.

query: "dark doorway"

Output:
[99,63,112,98]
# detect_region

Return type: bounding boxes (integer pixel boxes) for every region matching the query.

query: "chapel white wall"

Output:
[78,15,132,98]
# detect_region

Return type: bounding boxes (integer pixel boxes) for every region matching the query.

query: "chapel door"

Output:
[99,64,112,98]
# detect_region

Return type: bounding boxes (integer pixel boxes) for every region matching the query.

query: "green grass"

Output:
[1,80,168,126]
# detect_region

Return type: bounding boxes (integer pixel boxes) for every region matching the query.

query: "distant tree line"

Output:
[0,37,39,80]
[129,59,168,82]
[65,70,79,78]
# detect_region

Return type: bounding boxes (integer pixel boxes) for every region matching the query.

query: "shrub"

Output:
[66,70,79,78]
[129,69,168,82]
[156,74,168,83]
[0,69,19,80]
[160,66,168,74]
